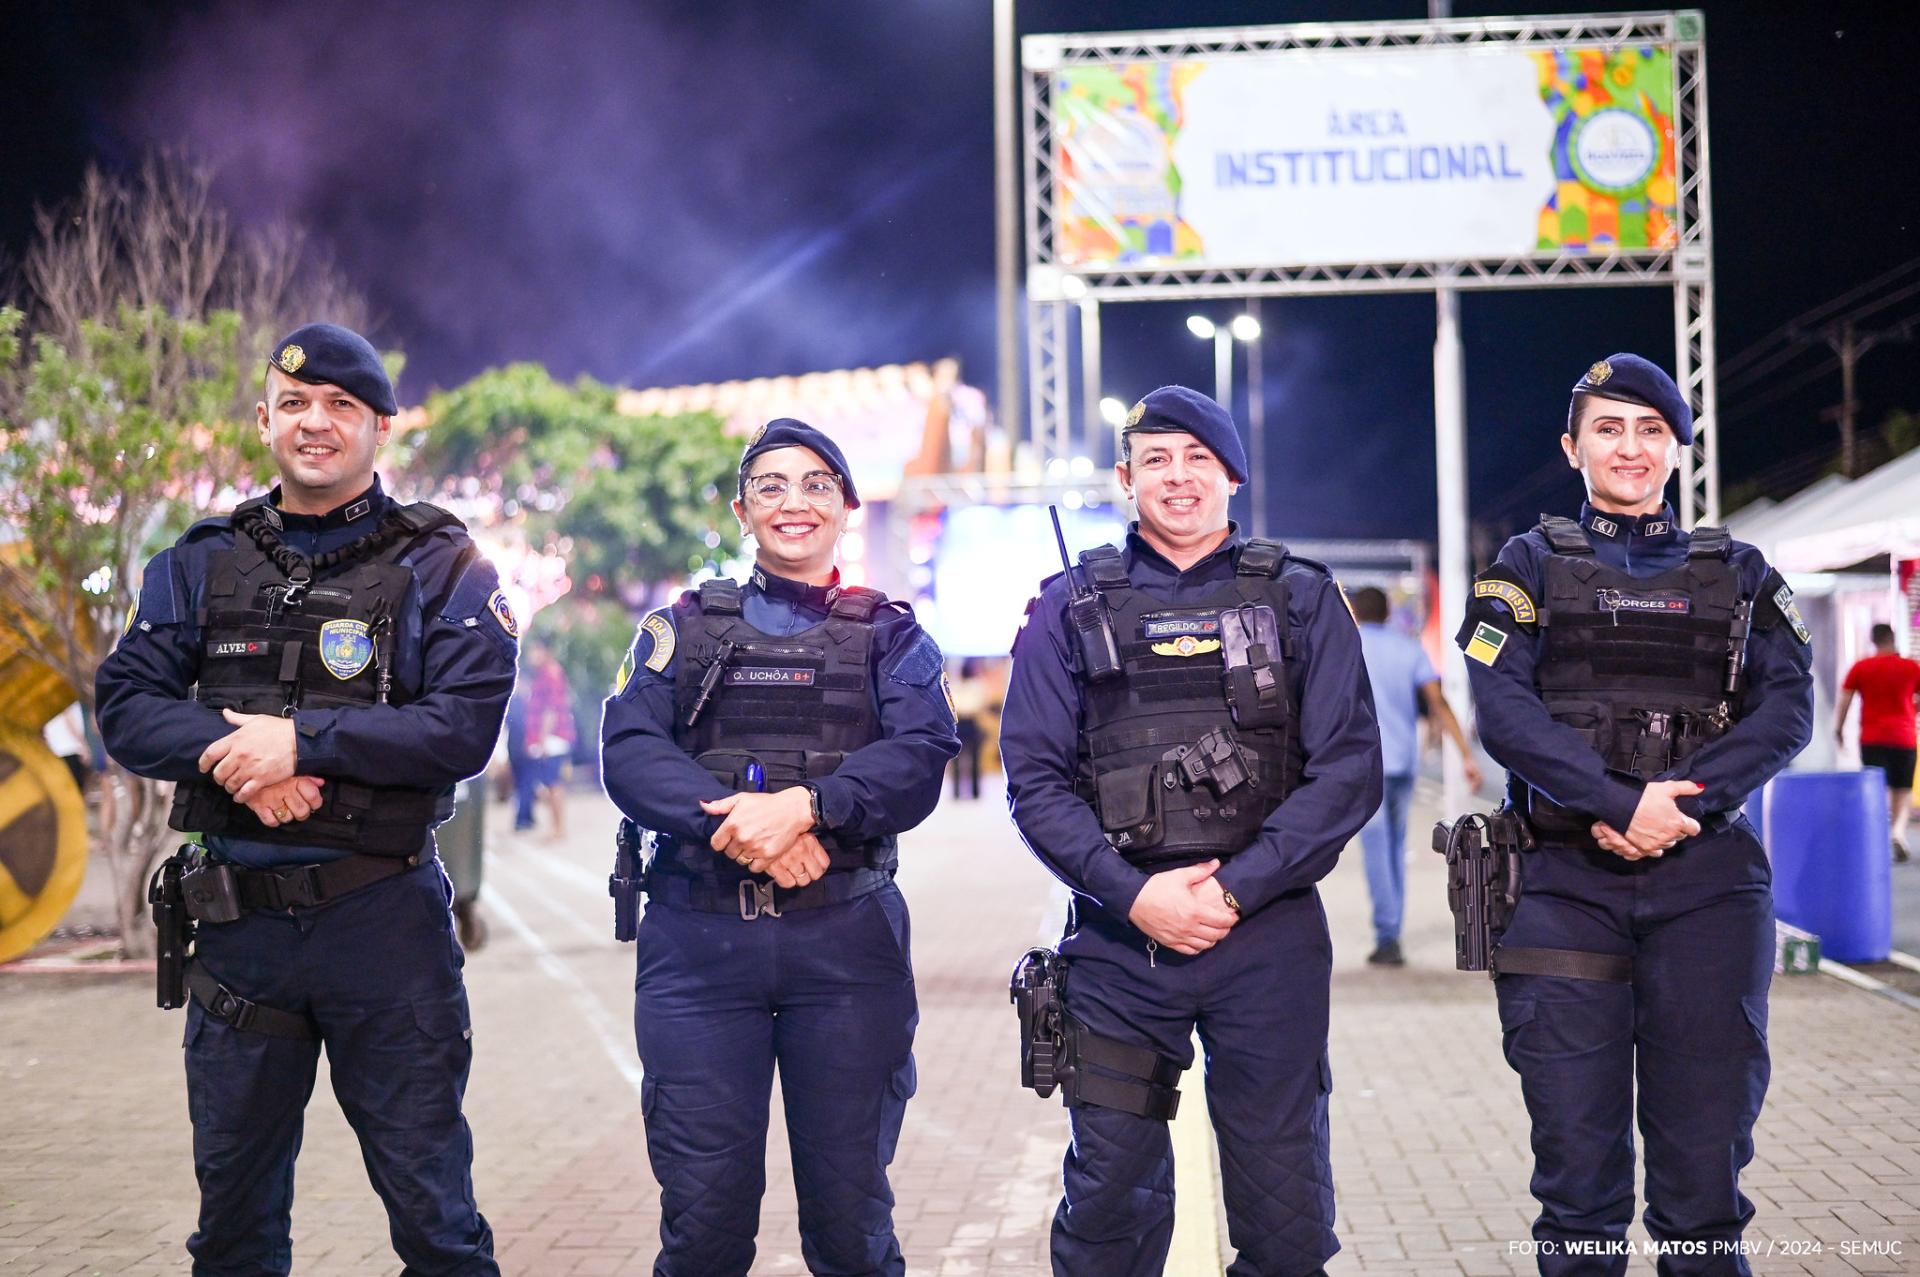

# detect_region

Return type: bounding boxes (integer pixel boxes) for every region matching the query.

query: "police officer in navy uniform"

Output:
[1002,386,1382,1277]
[1458,355,1813,1276]
[96,324,513,1276]
[601,419,958,1277]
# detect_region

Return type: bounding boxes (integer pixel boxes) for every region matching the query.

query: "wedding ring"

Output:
[274,808,290,821]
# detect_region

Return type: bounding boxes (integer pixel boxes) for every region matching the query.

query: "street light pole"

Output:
[1245,299,1266,538]
[994,0,1021,449]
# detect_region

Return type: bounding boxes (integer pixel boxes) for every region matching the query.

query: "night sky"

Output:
[5,0,1917,542]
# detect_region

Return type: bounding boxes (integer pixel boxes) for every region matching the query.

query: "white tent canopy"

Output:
[1725,449,1920,571]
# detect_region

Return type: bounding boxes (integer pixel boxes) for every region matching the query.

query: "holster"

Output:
[610,818,647,942]
[1009,948,1184,1120]
[148,849,193,1010]
[1432,807,1630,983]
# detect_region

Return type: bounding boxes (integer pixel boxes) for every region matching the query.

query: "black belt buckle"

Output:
[738,879,782,921]
[207,987,255,1031]
[180,859,243,924]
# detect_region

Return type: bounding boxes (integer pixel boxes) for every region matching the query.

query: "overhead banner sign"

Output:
[1052,44,1677,269]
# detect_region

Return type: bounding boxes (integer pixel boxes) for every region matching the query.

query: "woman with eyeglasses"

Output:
[600,417,959,1277]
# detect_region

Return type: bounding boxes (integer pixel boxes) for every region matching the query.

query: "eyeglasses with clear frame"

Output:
[743,471,844,508]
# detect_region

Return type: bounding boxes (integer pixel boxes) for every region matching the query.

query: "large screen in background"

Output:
[1052,43,1675,269]
[920,504,1127,658]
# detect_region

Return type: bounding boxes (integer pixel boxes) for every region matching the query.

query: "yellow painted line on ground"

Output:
[1166,1030,1223,1275]
[0,768,40,832]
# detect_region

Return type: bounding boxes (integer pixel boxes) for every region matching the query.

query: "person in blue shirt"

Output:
[96,324,514,1276]
[1349,586,1483,966]
[1002,385,1382,1277]
[601,419,958,1277]
[1458,354,1812,1276]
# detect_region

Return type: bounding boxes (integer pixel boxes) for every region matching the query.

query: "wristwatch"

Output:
[800,782,825,831]
[1222,889,1244,918]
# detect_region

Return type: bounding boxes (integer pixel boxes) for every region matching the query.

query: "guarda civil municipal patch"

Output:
[1473,578,1537,625]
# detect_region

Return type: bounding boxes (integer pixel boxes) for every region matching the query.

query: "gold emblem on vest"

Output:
[1151,635,1221,658]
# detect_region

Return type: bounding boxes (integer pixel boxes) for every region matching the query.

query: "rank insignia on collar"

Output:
[751,567,767,590]
[1473,578,1537,625]
[1644,520,1670,537]
[640,612,675,672]
[261,505,283,531]
[1589,515,1619,538]
[278,344,306,373]
[318,618,374,680]
[1151,636,1221,658]
[344,498,371,522]
[487,588,519,639]
[1586,359,1612,385]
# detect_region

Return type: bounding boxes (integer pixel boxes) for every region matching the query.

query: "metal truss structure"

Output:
[1022,10,1719,524]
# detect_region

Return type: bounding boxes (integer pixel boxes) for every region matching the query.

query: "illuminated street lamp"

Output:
[1188,311,1268,535]
[1099,396,1128,426]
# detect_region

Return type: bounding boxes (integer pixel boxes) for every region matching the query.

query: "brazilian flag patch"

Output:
[1464,621,1509,668]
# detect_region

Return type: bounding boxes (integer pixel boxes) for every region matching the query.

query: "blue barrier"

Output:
[1765,770,1891,963]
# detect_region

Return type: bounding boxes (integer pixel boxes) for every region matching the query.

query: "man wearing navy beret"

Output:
[1456,353,1812,1274]
[1002,384,1382,1275]
[97,321,512,1274]
[601,418,957,1275]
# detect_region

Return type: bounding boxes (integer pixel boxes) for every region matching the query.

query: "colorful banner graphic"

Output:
[1052,44,1676,269]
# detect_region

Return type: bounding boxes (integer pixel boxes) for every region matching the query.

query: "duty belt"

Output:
[644,866,891,920]
[181,851,419,920]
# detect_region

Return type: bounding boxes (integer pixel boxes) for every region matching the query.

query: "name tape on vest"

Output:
[725,667,816,686]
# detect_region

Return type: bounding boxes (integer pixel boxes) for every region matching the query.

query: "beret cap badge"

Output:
[278,344,306,374]
[1125,401,1146,427]
[749,422,768,446]
[1585,359,1612,385]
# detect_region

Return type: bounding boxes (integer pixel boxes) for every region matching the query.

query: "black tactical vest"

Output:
[1075,539,1307,869]
[663,579,892,877]
[1525,515,1751,843]
[168,497,465,856]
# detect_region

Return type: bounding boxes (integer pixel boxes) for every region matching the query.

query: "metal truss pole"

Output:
[1434,279,1471,814]
[1080,298,1102,462]
[1672,24,1717,526]
[994,0,1022,449]
[1028,299,1072,465]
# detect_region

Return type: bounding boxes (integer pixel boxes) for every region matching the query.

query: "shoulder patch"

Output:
[885,631,944,688]
[487,588,519,638]
[1335,581,1358,625]
[1463,621,1510,668]
[640,612,676,673]
[1473,578,1537,625]
[1773,582,1810,645]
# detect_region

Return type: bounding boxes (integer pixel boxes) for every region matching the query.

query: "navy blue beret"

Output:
[738,418,860,509]
[1122,384,1250,483]
[1570,353,1693,445]
[267,323,398,416]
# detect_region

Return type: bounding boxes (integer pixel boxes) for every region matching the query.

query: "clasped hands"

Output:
[197,708,323,829]
[701,788,828,889]
[1590,779,1704,860]
[1128,859,1238,956]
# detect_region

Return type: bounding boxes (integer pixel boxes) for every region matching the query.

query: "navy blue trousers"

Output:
[1051,888,1337,1277]
[632,879,918,1277]
[1496,822,1773,1277]
[183,856,496,1277]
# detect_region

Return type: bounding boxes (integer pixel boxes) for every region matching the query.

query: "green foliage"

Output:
[408,363,740,597]
[0,303,275,702]
[1880,408,1920,458]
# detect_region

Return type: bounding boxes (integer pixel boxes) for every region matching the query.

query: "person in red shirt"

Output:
[1836,623,1920,862]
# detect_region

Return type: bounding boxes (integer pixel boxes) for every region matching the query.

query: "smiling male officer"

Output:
[1002,385,1382,1277]
[1458,354,1812,1275]
[97,323,513,1276]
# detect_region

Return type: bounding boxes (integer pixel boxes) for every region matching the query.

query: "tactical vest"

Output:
[662,579,893,877]
[1075,539,1307,869]
[1525,515,1751,844]
[168,497,465,856]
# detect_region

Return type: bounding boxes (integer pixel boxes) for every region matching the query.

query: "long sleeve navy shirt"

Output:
[95,477,518,867]
[600,566,959,856]
[1002,525,1384,922]
[1461,502,1813,830]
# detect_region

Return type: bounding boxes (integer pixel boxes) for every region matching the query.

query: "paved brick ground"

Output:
[3,778,1917,1275]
